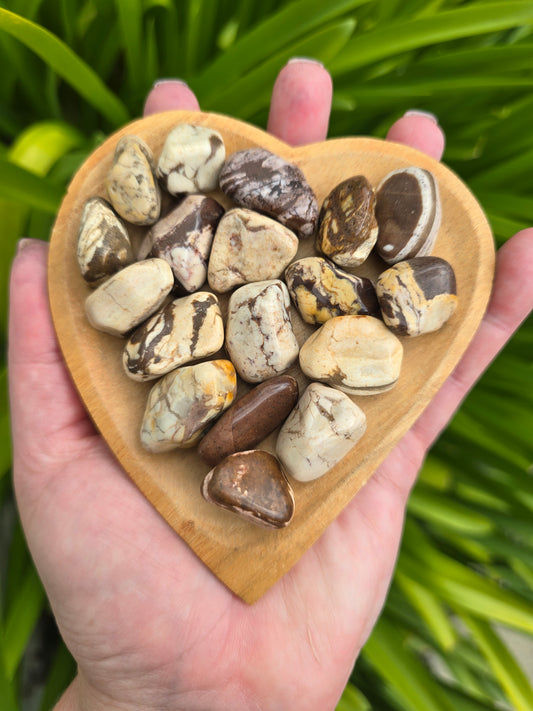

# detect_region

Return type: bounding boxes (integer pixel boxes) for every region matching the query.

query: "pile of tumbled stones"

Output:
[77,123,458,529]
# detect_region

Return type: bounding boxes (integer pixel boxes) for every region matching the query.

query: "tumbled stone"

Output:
[149,195,224,293]
[316,176,378,267]
[226,280,299,383]
[285,256,380,325]
[207,208,299,293]
[276,383,366,482]
[156,124,225,195]
[123,292,224,381]
[197,375,299,466]
[106,135,161,225]
[219,147,318,238]
[77,197,133,286]
[299,315,403,395]
[376,257,458,336]
[201,450,295,529]
[85,258,174,336]
[140,359,237,452]
[375,166,441,264]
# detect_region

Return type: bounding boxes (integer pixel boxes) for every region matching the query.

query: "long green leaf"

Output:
[8,120,85,174]
[408,487,495,535]
[192,0,367,101]
[0,160,62,213]
[0,8,129,126]
[2,566,45,679]
[331,2,533,74]
[336,681,371,711]
[114,0,144,95]
[202,19,355,118]
[363,617,457,711]
[461,615,533,711]
[0,653,19,711]
[396,571,458,651]
[401,525,533,633]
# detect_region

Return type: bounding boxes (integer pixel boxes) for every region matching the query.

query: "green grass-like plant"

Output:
[0,1,532,709]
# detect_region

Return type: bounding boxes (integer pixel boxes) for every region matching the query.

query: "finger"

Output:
[267,58,333,146]
[143,79,200,116]
[386,110,445,161]
[411,227,533,448]
[8,240,95,457]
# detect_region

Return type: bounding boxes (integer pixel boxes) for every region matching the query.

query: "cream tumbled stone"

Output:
[207,208,299,293]
[157,124,225,195]
[123,292,224,381]
[85,258,174,336]
[140,360,237,452]
[225,280,299,383]
[77,197,133,286]
[276,382,367,482]
[299,315,403,395]
[106,135,161,225]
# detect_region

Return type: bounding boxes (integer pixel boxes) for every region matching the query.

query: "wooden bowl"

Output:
[48,111,495,603]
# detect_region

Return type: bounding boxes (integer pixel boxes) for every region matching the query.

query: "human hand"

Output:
[9,60,533,711]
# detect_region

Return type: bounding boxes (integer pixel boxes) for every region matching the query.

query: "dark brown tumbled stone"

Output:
[197,375,299,466]
[376,257,458,336]
[219,148,318,238]
[201,450,295,528]
[316,176,378,267]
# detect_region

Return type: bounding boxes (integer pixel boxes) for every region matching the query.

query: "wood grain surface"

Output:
[48,111,495,603]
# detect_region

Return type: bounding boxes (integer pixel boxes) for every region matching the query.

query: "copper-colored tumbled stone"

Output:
[201,450,295,529]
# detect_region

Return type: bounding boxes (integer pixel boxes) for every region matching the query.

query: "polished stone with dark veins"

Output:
[276,382,366,482]
[123,292,224,381]
[197,375,299,466]
[316,175,378,267]
[375,167,441,264]
[225,280,299,383]
[201,450,295,529]
[156,124,225,195]
[149,195,224,293]
[376,257,458,336]
[106,135,161,225]
[207,207,298,293]
[284,256,380,325]
[299,314,403,395]
[219,147,318,238]
[77,197,133,286]
[140,360,237,452]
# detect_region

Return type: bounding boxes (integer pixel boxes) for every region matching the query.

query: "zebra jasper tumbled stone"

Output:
[285,256,380,324]
[376,256,458,336]
[123,292,224,381]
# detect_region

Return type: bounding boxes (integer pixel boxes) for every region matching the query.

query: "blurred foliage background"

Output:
[1,1,532,709]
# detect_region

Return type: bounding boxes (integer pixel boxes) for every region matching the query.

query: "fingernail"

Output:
[404,109,439,124]
[16,238,39,254]
[287,57,324,67]
[152,78,190,89]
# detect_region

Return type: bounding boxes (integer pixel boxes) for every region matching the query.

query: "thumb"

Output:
[8,239,96,481]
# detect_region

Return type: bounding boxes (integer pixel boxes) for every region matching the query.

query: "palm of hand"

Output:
[9,63,533,711]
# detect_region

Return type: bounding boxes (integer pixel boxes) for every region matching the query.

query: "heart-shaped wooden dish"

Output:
[48,110,494,603]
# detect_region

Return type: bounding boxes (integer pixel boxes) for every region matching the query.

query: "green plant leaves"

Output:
[0,8,129,126]
[331,2,533,74]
